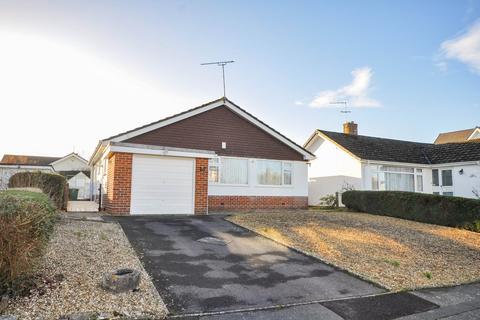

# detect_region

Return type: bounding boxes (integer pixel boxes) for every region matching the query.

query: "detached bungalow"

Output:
[89,98,314,215]
[0,153,91,199]
[305,122,480,205]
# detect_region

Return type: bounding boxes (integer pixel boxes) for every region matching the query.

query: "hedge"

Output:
[342,191,480,232]
[8,171,68,210]
[0,190,57,294]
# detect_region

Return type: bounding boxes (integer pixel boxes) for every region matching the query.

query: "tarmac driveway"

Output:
[114,215,385,316]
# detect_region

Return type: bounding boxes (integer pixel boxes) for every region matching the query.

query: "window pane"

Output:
[432,169,439,186]
[443,192,453,196]
[257,160,282,185]
[380,166,414,173]
[372,175,379,190]
[220,158,248,184]
[283,162,292,185]
[385,172,414,191]
[208,158,219,183]
[442,170,453,186]
[416,175,423,191]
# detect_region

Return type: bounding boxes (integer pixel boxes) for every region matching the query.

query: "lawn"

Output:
[227,210,480,291]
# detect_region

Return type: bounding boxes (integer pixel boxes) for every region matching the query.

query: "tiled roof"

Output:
[434,128,478,144]
[318,130,480,164]
[0,154,61,166]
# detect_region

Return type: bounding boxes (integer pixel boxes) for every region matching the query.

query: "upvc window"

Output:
[432,169,439,186]
[257,160,293,185]
[208,157,248,185]
[416,169,423,192]
[380,166,414,192]
[208,158,219,183]
[442,170,453,186]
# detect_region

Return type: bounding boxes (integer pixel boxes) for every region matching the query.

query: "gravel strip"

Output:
[227,210,480,291]
[5,218,168,319]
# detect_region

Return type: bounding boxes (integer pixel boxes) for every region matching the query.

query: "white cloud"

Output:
[441,20,480,74]
[308,67,381,108]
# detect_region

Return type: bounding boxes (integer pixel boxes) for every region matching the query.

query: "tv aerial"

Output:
[201,60,235,98]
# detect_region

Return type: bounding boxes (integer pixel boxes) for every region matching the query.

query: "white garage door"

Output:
[130,154,195,215]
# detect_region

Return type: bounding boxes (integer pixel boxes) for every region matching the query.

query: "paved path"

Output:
[67,200,98,212]
[113,215,453,319]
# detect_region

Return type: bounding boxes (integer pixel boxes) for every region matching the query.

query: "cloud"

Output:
[308,67,381,108]
[441,20,480,73]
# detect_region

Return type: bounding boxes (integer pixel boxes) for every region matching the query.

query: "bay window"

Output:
[257,160,292,185]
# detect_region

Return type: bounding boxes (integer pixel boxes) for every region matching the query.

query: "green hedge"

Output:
[8,171,68,209]
[0,190,57,294]
[342,190,480,232]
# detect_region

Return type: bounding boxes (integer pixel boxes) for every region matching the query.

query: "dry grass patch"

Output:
[5,218,168,319]
[227,210,480,291]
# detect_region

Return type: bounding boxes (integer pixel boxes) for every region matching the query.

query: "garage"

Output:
[130,154,195,215]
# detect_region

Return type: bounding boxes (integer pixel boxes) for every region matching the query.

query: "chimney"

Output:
[343,121,358,135]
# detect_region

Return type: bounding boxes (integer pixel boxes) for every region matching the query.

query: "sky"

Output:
[0,0,479,160]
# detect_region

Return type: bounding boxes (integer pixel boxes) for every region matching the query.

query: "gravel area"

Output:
[227,210,480,291]
[4,217,168,319]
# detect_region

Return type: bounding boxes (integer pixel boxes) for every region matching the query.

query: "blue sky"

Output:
[0,0,479,158]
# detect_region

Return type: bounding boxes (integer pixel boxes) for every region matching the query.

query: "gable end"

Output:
[124,105,305,161]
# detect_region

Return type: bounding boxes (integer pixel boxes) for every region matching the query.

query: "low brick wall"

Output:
[208,195,308,211]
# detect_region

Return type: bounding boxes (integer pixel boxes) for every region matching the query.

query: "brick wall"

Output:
[105,152,132,215]
[194,158,209,215]
[208,196,308,211]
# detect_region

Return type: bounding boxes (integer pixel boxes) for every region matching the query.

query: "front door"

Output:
[432,168,454,196]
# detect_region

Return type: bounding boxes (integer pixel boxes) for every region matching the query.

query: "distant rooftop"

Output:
[315,130,480,165]
[434,127,479,144]
[0,154,61,166]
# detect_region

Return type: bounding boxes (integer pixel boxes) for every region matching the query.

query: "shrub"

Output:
[0,190,57,294]
[319,194,338,208]
[8,171,68,209]
[342,191,480,232]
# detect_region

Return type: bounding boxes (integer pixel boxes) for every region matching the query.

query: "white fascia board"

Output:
[108,99,314,161]
[467,128,480,140]
[51,153,88,166]
[362,160,479,168]
[89,141,109,166]
[0,164,55,171]
[223,101,315,160]
[110,100,225,143]
[109,144,217,159]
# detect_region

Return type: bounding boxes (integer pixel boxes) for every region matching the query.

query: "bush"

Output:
[8,171,68,209]
[319,194,338,208]
[342,191,480,232]
[0,190,57,294]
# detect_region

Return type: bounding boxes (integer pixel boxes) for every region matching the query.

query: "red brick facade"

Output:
[105,152,132,215]
[104,152,306,215]
[194,158,209,215]
[208,196,308,211]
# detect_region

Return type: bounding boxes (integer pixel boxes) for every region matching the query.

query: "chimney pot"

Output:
[343,121,358,135]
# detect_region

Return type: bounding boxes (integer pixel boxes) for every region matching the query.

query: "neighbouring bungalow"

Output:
[305,122,480,205]
[0,153,91,199]
[89,98,315,215]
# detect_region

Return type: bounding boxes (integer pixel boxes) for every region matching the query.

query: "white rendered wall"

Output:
[306,136,362,205]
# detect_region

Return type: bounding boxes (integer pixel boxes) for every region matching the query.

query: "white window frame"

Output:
[376,165,424,193]
[256,159,294,187]
[208,156,249,186]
